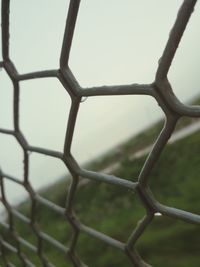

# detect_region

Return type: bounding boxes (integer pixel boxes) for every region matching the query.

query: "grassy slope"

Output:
[116,131,200,267]
[1,96,200,266]
[1,131,200,266]
[88,95,200,173]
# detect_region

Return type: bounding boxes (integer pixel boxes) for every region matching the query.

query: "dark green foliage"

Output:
[1,126,200,266]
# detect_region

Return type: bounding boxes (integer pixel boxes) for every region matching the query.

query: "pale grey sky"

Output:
[0,0,200,206]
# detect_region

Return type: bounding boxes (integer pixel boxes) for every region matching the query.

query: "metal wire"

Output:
[0,0,200,266]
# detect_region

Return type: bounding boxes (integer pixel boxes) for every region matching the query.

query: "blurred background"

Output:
[0,1,200,266]
[0,0,200,213]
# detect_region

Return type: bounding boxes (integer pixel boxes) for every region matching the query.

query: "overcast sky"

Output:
[0,0,200,206]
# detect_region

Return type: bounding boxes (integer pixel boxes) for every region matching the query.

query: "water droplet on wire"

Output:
[155,212,162,217]
[81,97,88,103]
[158,57,162,65]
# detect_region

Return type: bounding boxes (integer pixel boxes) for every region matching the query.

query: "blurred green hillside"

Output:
[0,97,200,266]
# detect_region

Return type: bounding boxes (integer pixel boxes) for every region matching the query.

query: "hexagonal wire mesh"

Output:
[0,0,200,266]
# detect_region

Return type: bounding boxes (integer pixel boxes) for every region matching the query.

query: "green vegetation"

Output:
[116,131,200,266]
[1,108,200,266]
[88,95,200,173]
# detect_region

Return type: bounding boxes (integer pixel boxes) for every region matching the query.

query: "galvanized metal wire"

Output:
[0,0,200,266]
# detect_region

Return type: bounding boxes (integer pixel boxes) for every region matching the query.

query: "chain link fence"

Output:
[0,0,200,266]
